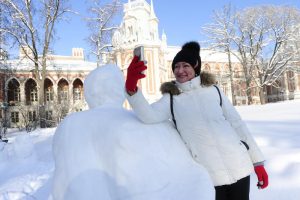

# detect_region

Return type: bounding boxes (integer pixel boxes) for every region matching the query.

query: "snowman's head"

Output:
[84,64,125,109]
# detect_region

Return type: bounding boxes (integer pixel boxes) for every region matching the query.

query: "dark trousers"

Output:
[215,176,250,200]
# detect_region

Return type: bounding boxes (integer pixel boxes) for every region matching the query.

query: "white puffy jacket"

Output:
[126,75,265,186]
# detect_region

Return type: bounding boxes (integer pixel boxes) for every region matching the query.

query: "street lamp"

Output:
[0,102,9,143]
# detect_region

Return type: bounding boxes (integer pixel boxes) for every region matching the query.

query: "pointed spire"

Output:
[150,0,157,19]
[162,29,167,42]
[162,30,166,39]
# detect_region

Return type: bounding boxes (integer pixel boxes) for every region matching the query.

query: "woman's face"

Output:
[174,62,196,83]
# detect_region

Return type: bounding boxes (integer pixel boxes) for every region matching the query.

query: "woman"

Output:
[125,41,268,200]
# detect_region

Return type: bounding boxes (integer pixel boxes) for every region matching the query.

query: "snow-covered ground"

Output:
[238,100,300,200]
[1,100,300,200]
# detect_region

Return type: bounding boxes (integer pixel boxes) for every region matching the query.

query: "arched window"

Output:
[214,65,221,75]
[73,79,83,101]
[7,78,20,106]
[44,78,54,102]
[58,79,69,103]
[25,78,38,105]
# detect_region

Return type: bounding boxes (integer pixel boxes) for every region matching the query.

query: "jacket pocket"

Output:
[240,140,249,150]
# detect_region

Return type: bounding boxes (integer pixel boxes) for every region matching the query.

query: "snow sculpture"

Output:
[52,64,214,200]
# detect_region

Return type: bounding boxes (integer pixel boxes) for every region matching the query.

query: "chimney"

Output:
[72,48,84,60]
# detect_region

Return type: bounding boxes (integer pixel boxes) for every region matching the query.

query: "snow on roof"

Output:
[201,48,240,63]
[6,56,97,72]
[5,46,240,72]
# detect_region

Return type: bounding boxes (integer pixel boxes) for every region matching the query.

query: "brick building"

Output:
[0,48,96,128]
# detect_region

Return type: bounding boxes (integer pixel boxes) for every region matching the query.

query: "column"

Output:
[19,82,26,105]
[69,79,73,107]
[53,82,58,103]
[294,73,300,99]
[283,72,289,100]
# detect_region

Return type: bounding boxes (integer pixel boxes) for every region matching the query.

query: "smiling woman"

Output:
[173,62,196,83]
[172,42,201,83]
[125,40,269,200]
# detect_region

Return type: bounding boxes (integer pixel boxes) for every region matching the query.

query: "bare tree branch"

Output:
[1,0,72,127]
[85,0,122,67]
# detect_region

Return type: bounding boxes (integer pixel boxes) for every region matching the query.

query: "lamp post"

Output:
[0,102,8,142]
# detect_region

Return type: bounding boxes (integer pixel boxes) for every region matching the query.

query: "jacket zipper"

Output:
[211,122,236,184]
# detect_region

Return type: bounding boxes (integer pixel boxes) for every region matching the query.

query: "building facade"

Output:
[0,48,96,128]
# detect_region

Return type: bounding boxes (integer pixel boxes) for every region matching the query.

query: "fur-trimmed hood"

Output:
[160,71,217,95]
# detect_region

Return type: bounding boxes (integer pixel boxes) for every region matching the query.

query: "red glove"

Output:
[254,165,269,189]
[125,56,147,92]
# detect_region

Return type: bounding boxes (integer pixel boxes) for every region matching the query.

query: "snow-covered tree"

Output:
[204,5,300,104]
[0,0,71,127]
[232,6,270,104]
[0,8,10,140]
[85,0,122,67]
[253,6,300,104]
[202,4,237,105]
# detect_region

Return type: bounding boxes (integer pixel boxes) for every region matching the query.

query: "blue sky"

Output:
[53,0,300,60]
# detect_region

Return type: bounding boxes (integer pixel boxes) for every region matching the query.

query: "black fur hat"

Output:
[171,41,201,76]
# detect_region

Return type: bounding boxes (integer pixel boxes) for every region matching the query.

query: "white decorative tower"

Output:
[118,0,160,45]
[112,0,169,103]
